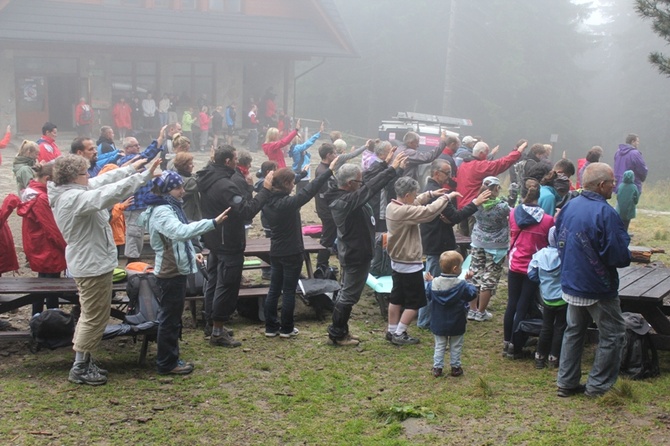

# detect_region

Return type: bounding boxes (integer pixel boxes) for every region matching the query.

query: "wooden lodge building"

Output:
[0,0,356,134]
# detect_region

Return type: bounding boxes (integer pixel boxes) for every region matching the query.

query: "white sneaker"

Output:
[474,310,492,322]
[467,309,477,320]
[279,328,299,338]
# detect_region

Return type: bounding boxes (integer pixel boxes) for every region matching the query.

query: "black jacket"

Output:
[197,163,270,254]
[420,178,477,256]
[314,161,335,220]
[362,160,401,233]
[325,165,398,267]
[263,169,333,257]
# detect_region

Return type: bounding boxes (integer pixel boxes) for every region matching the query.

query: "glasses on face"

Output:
[439,170,451,176]
[128,144,140,148]
[350,179,364,185]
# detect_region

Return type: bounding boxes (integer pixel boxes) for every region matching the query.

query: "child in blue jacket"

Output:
[527,226,566,369]
[425,250,478,378]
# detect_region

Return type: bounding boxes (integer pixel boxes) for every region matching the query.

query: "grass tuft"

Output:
[376,404,436,424]
[475,376,493,398]
[600,380,637,406]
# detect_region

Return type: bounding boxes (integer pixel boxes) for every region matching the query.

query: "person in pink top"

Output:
[455,140,526,235]
[505,178,554,359]
[37,122,61,163]
[112,97,132,140]
[198,106,211,152]
[262,119,300,168]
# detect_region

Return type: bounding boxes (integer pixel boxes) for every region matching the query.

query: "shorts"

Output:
[469,247,504,292]
[227,126,235,136]
[389,270,427,310]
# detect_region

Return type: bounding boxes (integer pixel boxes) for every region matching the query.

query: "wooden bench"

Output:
[184,286,270,326]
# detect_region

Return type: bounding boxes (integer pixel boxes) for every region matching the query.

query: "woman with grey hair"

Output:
[385,176,461,345]
[49,154,160,386]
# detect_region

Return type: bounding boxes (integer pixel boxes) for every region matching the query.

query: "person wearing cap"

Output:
[506,178,553,359]
[453,135,477,168]
[140,171,230,375]
[555,162,630,398]
[527,226,566,369]
[456,140,526,236]
[49,153,161,386]
[468,176,512,323]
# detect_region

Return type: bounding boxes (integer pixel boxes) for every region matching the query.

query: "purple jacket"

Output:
[613,144,647,193]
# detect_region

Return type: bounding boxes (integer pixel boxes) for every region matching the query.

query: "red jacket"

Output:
[0,194,20,274]
[37,135,61,163]
[113,102,132,129]
[16,181,67,273]
[456,150,521,209]
[0,128,11,165]
[262,129,297,169]
[75,102,93,125]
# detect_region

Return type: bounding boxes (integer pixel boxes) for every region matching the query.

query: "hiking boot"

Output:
[557,384,586,398]
[68,363,107,386]
[450,366,464,377]
[467,309,477,320]
[159,360,194,376]
[385,331,393,342]
[432,367,443,378]
[204,323,233,337]
[210,332,242,348]
[87,356,108,376]
[534,354,546,369]
[391,331,420,346]
[474,310,492,322]
[279,328,299,338]
[330,334,360,346]
[548,357,559,369]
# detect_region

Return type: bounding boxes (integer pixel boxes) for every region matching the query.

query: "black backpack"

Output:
[29,309,75,350]
[620,314,660,380]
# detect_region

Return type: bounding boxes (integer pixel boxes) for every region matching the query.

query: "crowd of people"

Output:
[0,109,649,398]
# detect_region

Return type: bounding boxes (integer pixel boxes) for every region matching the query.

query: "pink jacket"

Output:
[508,206,554,274]
[262,129,298,169]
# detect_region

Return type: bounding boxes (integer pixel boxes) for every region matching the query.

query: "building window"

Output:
[111,60,157,99]
[209,0,224,11]
[180,0,196,9]
[173,62,214,106]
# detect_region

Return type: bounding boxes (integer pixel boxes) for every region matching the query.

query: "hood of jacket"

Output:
[459,151,477,163]
[12,156,35,172]
[623,170,634,184]
[429,278,472,306]
[532,246,560,273]
[514,204,545,228]
[196,162,234,191]
[16,180,46,215]
[617,144,636,156]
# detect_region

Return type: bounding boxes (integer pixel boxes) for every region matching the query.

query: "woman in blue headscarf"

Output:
[140,171,229,375]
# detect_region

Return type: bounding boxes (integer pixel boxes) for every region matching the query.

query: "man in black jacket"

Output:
[417,160,489,328]
[314,143,337,273]
[325,150,407,346]
[197,145,273,347]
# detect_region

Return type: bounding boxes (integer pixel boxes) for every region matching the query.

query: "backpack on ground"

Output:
[620,312,660,380]
[29,309,75,351]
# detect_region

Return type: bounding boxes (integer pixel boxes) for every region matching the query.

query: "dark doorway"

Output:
[47,76,79,131]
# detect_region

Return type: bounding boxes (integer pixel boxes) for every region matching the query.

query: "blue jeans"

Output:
[264,254,303,334]
[557,297,626,394]
[156,275,187,373]
[433,334,464,368]
[417,255,440,329]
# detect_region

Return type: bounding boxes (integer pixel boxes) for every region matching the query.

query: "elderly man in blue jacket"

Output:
[554,162,631,398]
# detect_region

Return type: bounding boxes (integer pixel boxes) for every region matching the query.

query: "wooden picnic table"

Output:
[0,277,128,319]
[618,264,670,350]
[244,235,324,279]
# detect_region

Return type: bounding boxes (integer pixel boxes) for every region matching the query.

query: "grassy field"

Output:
[1,178,670,445]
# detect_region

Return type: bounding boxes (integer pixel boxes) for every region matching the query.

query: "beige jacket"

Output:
[386,191,450,265]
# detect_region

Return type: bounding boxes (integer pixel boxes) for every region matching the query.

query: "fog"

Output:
[296,0,670,182]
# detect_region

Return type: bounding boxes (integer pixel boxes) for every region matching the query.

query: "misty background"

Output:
[295,0,670,182]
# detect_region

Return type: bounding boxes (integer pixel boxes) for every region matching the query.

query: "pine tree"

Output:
[637,0,670,75]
